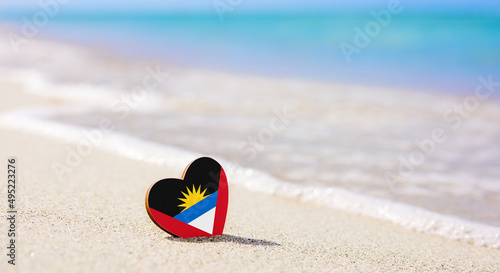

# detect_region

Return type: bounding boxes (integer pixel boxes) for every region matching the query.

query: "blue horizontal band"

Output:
[174,191,218,223]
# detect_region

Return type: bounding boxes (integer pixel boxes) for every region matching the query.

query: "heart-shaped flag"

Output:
[145,157,228,238]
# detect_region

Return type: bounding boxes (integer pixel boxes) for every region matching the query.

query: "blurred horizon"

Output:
[1,0,500,14]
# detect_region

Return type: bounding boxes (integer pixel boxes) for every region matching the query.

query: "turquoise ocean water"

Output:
[2,9,500,94]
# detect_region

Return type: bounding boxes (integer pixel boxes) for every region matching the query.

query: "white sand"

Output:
[1,81,500,273]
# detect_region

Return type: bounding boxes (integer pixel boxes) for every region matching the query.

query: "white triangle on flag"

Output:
[188,207,216,234]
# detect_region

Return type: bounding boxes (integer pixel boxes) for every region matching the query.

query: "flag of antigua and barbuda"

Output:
[145,157,228,238]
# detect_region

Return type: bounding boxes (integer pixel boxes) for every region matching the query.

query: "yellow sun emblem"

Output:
[178,185,208,212]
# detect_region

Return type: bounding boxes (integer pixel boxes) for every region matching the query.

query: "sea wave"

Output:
[1,104,499,249]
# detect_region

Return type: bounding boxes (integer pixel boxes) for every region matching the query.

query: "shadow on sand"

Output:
[167,234,280,246]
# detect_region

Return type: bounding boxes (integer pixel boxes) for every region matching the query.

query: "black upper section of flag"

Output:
[148,157,221,217]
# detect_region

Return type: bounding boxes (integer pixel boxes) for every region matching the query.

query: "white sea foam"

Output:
[0,67,167,111]
[1,107,499,249]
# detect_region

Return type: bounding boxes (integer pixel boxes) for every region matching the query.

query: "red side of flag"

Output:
[212,168,228,235]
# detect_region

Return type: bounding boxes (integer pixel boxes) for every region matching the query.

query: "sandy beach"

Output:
[1,80,500,272]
